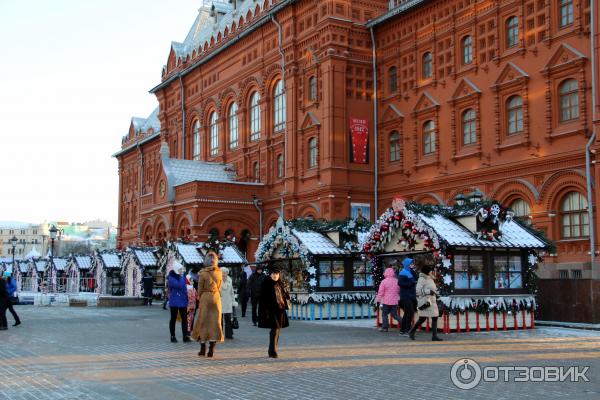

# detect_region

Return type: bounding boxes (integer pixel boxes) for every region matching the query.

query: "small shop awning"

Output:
[221,245,246,264]
[419,214,546,249]
[35,260,46,272]
[53,258,68,271]
[133,249,158,268]
[75,256,92,270]
[291,229,348,255]
[175,243,204,265]
[101,253,121,269]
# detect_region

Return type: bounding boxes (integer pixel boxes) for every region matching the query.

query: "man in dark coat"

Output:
[237,270,249,317]
[248,265,266,326]
[141,271,154,306]
[258,267,289,358]
[4,272,20,326]
[398,258,418,334]
[0,276,9,330]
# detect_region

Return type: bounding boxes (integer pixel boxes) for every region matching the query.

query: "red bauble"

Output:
[393,215,401,221]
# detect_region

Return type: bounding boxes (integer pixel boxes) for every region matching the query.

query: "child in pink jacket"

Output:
[376,267,401,332]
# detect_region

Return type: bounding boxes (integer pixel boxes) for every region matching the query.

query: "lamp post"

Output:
[49,225,58,258]
[10,235,18,269]
[454,193,466,207]
[469,188,484,204]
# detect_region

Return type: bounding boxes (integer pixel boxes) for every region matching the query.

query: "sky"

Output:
[0,0,203,226]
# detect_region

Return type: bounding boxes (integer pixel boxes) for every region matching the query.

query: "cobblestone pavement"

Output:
[1,306,600,400]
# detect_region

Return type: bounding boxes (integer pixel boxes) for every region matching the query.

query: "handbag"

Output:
[417,298,431,310]
[232,317,239,329]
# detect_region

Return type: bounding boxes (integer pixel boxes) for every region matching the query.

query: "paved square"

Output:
[1,306,600,399]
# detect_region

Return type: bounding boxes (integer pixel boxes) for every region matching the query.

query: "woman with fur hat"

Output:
[167,261,190,343]
[220,267,235,339]
[191,251,223,358]
[258,267,290,358]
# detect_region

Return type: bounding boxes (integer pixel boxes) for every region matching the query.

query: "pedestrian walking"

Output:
[398,258,418,334]
[167,261,190,343]
[220,267,235,339]
[186,275,198,334]
[141,271,154,306]
[237,268,249,318]
[408,263,443,341]
[248,265,266,326]
[258,267,290,358]
[4,272,21,327]
[0,276,8,331]
[375,266,400,332]
[191,251,223,358]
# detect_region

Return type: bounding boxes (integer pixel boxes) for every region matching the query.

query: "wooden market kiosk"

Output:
[364,199,547,332]
[255,218,375,320]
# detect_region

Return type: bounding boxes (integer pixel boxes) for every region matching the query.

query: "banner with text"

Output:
[350,118,369,164]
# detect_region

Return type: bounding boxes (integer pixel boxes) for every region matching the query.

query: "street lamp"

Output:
[469,188,484,204]
[454,193,466,207]
[10,235,18,267]
[49,225,58,258]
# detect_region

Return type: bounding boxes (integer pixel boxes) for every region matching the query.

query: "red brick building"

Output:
[115,0,599,319]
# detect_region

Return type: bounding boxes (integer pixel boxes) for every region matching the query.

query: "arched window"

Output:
[506,95,523,135]
[309,76,317,101]
[253,161,260,182]
[308,137,318,168]
[510,198,531,218]
[273,80,286,132]
[250,91,261,141]
[462,109,476,145]
[192,119,201,160]
[506,16,519,48]
[422,52,433,79]
[559,79,579,122]
[462,36,473,65]
[389,131,401,162]
[228,103,238,149]
[209,111,219,156]
[559,0,574,27]
[277,154,284,178]
[561,192,589,238]
[388,67,398,93]
[423,120,436,154]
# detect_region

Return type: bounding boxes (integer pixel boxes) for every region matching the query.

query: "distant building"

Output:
[0,222,49,259]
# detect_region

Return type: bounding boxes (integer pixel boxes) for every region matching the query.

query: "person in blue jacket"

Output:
[4,271,21,327]
[168,261,190,343]
[398,258,417,334]
[0,276,8,330]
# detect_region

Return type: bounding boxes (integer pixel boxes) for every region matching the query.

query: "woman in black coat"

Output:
[258,267,290,358]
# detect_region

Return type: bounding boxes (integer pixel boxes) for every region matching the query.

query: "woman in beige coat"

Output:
[408,263,443,341]
[191,251,224,358]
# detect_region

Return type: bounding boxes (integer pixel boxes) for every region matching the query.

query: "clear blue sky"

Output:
[0,0,203,226]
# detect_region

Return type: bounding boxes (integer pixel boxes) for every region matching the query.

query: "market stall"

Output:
[364,197,547,332]
[255,217,374,320]
[121,247,159,297]
[65,255,95,293]
[45,257,68,293]
[93,250,123,295]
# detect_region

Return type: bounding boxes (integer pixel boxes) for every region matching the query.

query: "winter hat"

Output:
[3,271,11,278]
[173,260,184,275]
[402,258,414,269]
[269,266,281,274]
[221,267,229,275]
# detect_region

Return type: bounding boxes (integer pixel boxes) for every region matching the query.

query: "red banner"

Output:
[350,118,369,164]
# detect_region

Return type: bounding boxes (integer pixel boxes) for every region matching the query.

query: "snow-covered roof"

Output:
[169,158,238,186]
[221,245,246,264]
[132,107,161,134]
[292,230,347,255]
[419,214,546,248]
[18,261,29,273]
[75,256,92,269]
[35,260,46,272]
[134,249,158,267]
[101,253,121,269]
[176,243,204,265]
[53,258,68,271]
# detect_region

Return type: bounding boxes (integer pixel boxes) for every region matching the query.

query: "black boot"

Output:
[183,336,191,343]
[198,342,206,356]
[408,326,417,340]
[431,320,443,341]
[13,321,21,327]
[170,336,177,343]
[207,342,216,358]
